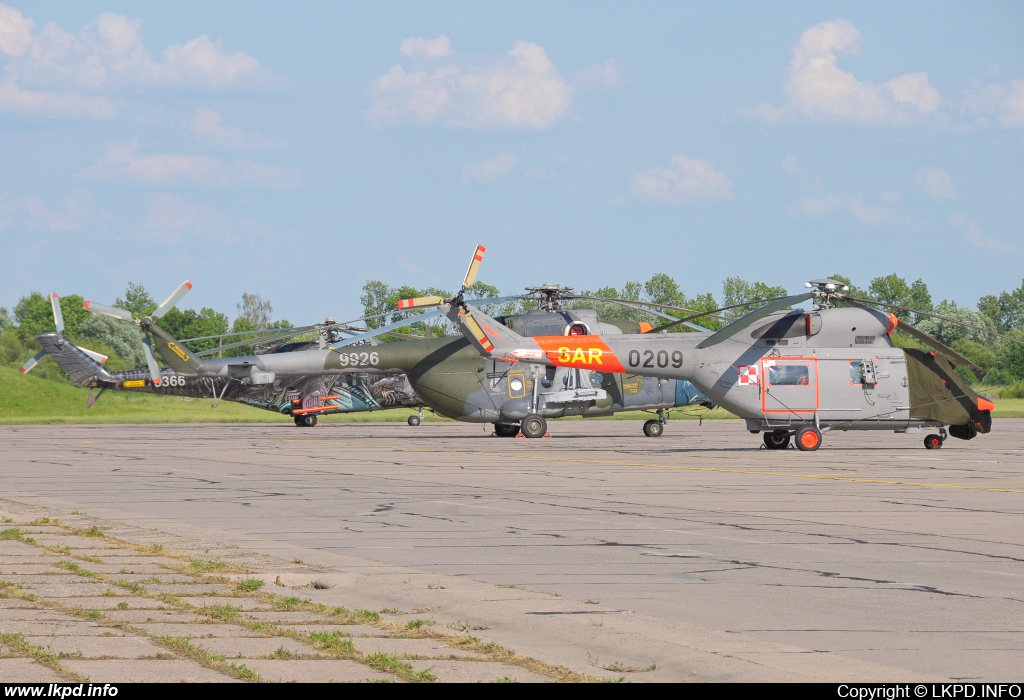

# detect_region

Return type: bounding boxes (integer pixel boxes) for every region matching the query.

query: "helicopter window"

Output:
[590,371,605,386]
[767,364,810,386]
[508,374,526,398]
[849,361,864,384]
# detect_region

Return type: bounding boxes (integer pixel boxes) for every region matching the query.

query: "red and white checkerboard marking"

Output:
[737,364,759,386]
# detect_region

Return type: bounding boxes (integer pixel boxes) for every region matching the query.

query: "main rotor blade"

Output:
[83,300,134,322]
[330,308,444,348]
[844,296,1024,348]
[397,296,445,310]
[462,245,486,290]
[141,337,162,385]
[843,298,982,372]
[696,293,814,349]
[19,350,46,374]
[49,293,64,333]
[566,295,715,331]
[191,326,321,357]
[568,295,731,322]
[153,281,192,318]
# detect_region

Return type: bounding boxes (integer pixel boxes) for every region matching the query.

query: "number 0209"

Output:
[627,349,684,369]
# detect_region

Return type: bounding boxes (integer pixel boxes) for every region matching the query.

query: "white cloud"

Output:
[399,35,453,58]
[915,167,955,200]
[757,19,943,126]
[365,38,572,131]
[950,213,1017,253]
[573,59,625,90]
[145,193,232,242]
[629,155,733,205]
[791,192,894,224]
[792,193,842,216]
[0,75,117,118]
[82,140,300,188]
[463,151,519,183]
[0,4,278,102]
[0,3,32,57]
[189,108,284,150]
[961,79,1024,128]
[0,187,97,232]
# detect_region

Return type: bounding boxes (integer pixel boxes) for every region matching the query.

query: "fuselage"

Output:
[472,305,990,433]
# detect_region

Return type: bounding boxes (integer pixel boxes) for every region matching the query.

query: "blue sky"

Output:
[1,2,1022,326]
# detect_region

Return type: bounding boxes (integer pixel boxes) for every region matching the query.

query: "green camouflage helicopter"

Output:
[411,246,1023,451]
[22,291,422,424]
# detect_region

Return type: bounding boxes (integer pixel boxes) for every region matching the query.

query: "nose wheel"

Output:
[795,426,821,451]
[520,414,547,439]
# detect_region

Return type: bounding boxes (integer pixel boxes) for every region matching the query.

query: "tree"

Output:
[76,314,146,369]
[114,282,156,318]
[978,279,1024,332]
[914,300,997,347]
[13,292,90,340]
[867,274,933,323]
[236,292,274,330]
[158,307,228,353]
[0,307,10,334]
[644,273,685,308]
[721,277,787,318]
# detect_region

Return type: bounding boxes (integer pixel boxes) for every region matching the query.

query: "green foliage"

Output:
[159,307,228,353]
[113,282,156,317]
[996,329,1024,382]
[721,277,787,318]
[13,292,90,340]
[867,274,932,322]
[77,314,145,368]
[237,578,265,592]
[999,381,1024,399]
[978,279,1024,332]
[916,301,997,346]
[0,307,11,334]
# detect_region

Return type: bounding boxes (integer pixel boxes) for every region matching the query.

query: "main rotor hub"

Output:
[804,279,850,309]
[524,283,573,312]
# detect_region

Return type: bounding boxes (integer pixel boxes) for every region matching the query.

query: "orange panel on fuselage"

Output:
[533,336,626,373]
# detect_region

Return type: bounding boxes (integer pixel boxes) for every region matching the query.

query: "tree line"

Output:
[3,273,1024,392]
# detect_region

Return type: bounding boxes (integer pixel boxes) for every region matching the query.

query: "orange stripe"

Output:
[533,336,625,373]
[977,396,995,412]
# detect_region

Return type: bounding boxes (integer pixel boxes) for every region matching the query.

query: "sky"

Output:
[1,1,1022,327]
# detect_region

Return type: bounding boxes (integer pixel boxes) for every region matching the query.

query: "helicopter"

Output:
[409,247,1021,451]
[21,293,423,426]
[74,261,714,436]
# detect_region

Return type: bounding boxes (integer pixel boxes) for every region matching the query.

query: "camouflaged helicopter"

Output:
[73,263,714,436]
[21,291,422,425]
[413,247,1022,451]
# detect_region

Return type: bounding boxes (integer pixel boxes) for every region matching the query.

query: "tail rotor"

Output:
[20,294,109,374]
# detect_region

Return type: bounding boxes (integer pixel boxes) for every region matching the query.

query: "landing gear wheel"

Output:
[494,423,520,438]
[924,434,943,449]
[763,430,791,450]
[795,426,821,451]
[407,415,421,426]
[297,415,317,428]
[643,420,664,438]
[520,414,547,439]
